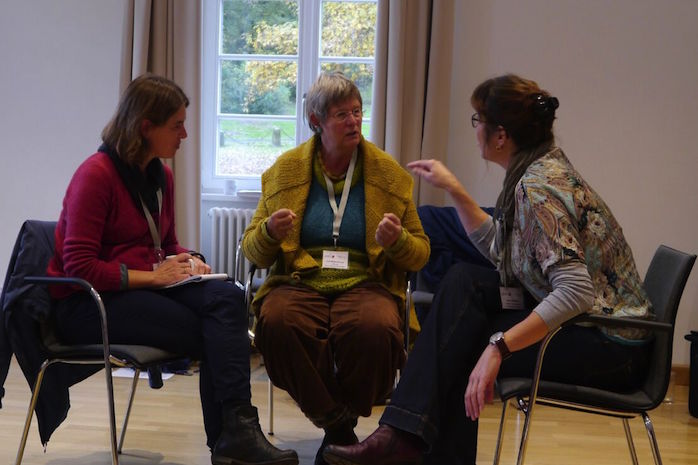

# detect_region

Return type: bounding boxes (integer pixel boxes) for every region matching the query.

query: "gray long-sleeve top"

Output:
[468,217,594,330]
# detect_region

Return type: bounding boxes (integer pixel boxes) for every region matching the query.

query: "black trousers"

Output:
[382,262,651,465]
[54,279,249,449]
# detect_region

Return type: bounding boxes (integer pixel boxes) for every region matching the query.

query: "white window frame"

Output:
[201,0,375,200]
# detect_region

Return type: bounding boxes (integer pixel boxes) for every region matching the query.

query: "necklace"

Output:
[318,151,348,181]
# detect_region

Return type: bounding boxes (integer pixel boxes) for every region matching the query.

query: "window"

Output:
[202,0,378,198]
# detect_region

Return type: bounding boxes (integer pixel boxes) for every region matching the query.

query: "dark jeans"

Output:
[381,262,651,465]
[54,279,249,449]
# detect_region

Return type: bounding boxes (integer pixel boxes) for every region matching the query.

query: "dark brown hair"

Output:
[101,74,189,166]
[470,74,558,150]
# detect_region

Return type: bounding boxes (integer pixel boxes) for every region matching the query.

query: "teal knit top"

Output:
[299,153,370,294]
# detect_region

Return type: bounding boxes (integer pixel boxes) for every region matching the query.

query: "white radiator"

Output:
[207,207,266,283]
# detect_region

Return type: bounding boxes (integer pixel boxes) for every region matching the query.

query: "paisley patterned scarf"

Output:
[493,139,554,284]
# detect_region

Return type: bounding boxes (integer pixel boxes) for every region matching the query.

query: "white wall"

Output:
[1,0,696,365]
[0,0,124,281]
[448,0,698,364]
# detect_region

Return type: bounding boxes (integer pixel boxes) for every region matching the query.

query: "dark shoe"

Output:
[314,418,359,465]
[323,425,422,465]
[212,404,298,465]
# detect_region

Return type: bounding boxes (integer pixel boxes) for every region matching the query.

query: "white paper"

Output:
[112,367,174,380]
[162,273,229,289]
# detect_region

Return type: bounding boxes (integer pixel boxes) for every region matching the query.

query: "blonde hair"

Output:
[101,74,189,166]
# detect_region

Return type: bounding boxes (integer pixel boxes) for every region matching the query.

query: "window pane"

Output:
[320,62,373,118]
[221,60,297,115]
[217,119,297,176]
[321,1,377,58]
[361,121,371,137]
[222,0,299,55]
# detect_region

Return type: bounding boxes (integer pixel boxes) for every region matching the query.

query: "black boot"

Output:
[314,418,358,465]
[212,404,298,465]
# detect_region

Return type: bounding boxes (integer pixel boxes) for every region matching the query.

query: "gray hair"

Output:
[304,71,362,133]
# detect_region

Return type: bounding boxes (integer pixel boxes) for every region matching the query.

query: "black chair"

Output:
[494,245,696,465]
[0,220,186,465]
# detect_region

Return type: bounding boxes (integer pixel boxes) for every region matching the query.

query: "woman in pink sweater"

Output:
[47,74,297,465]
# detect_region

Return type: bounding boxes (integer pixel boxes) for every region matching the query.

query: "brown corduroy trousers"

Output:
[255,282,406,429]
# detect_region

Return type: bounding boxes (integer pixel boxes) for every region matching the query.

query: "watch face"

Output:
[490,331,503,344]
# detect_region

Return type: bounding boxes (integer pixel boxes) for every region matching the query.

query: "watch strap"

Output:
[491,334,511,360]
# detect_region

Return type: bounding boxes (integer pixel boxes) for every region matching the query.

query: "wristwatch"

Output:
[489,331,511,360]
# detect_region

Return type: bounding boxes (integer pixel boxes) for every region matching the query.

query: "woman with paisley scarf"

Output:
[323,74,652,465]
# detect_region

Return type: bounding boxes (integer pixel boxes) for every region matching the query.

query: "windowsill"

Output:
[202,191,262,203]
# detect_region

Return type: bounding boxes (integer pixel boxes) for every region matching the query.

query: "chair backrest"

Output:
[0,220,78,444]
[641,245,696,405]
[2,220,57,326]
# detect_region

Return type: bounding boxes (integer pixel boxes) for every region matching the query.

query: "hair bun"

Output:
[532,93,559,118]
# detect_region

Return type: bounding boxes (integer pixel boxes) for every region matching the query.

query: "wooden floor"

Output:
[1,355,697,465]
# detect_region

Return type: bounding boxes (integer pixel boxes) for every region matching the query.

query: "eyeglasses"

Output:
[331,107,363,123]
[471,112,484,128]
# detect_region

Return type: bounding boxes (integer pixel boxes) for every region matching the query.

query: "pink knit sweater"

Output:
[47,152,187,298]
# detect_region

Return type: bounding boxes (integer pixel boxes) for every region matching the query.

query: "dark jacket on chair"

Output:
[416,205,495,294]
[0,220,98,445]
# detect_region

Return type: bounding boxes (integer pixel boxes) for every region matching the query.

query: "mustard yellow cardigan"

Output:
[242,135,430,317]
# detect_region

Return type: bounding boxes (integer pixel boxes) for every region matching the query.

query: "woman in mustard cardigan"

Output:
[242,72,430,465]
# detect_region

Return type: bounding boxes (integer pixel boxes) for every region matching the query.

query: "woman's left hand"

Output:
[375,213,402,248]
[168,253,211,275]
[190,256,211,275]
[464,344,502,420]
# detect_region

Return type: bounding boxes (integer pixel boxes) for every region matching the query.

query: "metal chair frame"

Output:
[493,245,695,465]
[5,220,187,465]
[15,276,184,465]
[396,244,695,465]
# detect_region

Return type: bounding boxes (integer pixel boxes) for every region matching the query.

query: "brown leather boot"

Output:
[323,425,422,465]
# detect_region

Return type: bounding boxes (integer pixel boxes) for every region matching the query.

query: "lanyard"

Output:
[139,189,164,263]
[323,150,357,248]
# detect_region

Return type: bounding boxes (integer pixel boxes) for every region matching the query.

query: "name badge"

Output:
[322,250,349,269]
[500,286,525,310]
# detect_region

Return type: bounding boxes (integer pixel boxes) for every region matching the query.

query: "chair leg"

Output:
[492,399,509,465]
[15,361,50,465]
[104,365,120,465]
[513,327,561,465]
[16,360,119,465]
[642,412,663,465]
[515,398,534,465]
[268,378,274,435]
[117,368,141,454]
[622,418,639,465]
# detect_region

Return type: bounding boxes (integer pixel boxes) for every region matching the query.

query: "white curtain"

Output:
[371,0,455,206]
[120,0,202,250]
